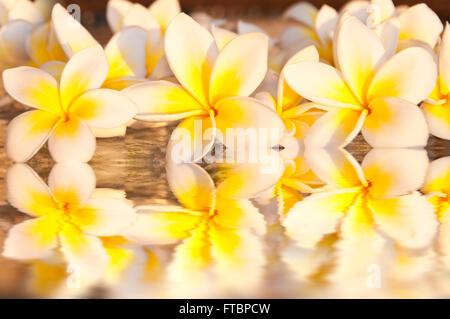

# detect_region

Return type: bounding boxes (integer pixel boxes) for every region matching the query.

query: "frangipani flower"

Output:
[3,45,137,163]
[123,162,266,296]
[283,148,437,252]
[422,23,450,140]
[107,0,180,34]
[281,2,338,63]
[284,16,436,148]
[125,13,283,162]
[2,163,136,282]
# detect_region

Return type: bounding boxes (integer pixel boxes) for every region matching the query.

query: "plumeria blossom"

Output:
[123,162,266,296]
[51,3,166,88]
[284,15,437,148]
[107,0,180,34]
[3,45,137,163]
[343,0,443,49]
[283,148,437,253]
[422,157,450,268]
[2,163,136,283]
[0,0,56,83]
[281,2,338,63]
[422,23,450,140]
[124,13,283,162]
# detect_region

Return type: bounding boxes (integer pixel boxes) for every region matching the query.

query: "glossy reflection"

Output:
[0,115,448,298]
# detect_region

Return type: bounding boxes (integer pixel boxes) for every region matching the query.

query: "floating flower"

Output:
[2,163,136,282]
[124,13,284,162]
[3,45,137,162]
[123,162,266,296]
[422,23,450,140]
[284,15,436,148]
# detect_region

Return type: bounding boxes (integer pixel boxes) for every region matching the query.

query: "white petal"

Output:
[51,3,99,57]
[305,148,366,188]
[48,117,96,163]
[284,61,361,109]
[148,0,181,31]
[368,47,437,104]
[123,80,205,122]
[48,162,96,205]
[106,0,133,33]
[70,88,137,129]
[439,23,450,95]
[0,20,33,65]
[123,205,201,244]
[399,3,443,48]
[362,148,429,197]
[105,26,148,79]
[59,45,109,110]
[164,13,218,106]
[283,188,359,248]
[315,4,338,45]
[336,16,385,102]
[3,66,61,114]
[166,162,215,211]
[77,198,135,236]
[6,110,58,162]
[283,2,318,28]
[209,32,268,104]
[8,0,45,24]
[370,193,437,249]
[3,217,58,260]
[6,164,53,217]
[59,225,109,282]
[362,97,429,148]
[305,108,366,148]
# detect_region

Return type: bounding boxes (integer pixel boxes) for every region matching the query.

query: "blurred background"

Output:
[75,0,449,20]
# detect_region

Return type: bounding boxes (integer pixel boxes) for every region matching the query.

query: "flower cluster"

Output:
[0,0,449,297]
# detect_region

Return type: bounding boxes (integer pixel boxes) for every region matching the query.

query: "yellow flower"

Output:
[3,45,137,162]
[2,163,136,281]
[124,13,284,162]
[123,162,265,295]
[422,23,450,140]
[284,15,437,148]
[283,148,437,251]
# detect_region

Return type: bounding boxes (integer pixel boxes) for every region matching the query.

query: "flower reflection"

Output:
[282,148,437,287]
[2,163,135,286]
[124,162,266,297]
